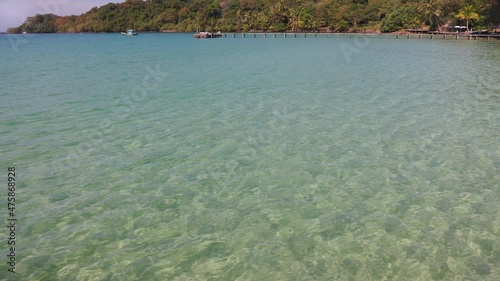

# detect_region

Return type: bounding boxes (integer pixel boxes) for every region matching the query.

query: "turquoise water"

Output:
[1,33,499,280]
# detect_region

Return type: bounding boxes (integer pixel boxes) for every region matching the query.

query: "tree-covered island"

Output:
[7,0,500,34]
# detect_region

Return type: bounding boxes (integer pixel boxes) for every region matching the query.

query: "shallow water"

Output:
[1,33,499,280]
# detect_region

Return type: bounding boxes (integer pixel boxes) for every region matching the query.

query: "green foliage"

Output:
[381,5,419,32]
[7,27,22,34]
[6,0,500,34]
[16,14,59,33]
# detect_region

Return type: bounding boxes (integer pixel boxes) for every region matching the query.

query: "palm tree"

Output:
[419,0,441,31]
[270,1,286,24]
[287,7,302,31]
[456,5,480,32]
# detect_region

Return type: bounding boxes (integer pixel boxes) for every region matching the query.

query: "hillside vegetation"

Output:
[7,0,500,33]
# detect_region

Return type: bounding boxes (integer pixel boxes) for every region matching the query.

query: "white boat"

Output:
[121,29,138,36]
[193,31,223,38]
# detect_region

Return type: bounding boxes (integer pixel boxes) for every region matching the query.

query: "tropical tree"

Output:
[456,4,480,32]
[287,6,301,31]
[418,0,441,31]
[381,5,420,32]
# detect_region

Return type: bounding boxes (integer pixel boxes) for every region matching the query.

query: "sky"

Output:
[0,0,125,32]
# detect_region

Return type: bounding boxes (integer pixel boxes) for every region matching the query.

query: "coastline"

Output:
[4,30,499,40]
[6,30,500,36]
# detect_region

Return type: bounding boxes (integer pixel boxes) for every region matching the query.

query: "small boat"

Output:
[121,29,138,36]
[193,31,223,39]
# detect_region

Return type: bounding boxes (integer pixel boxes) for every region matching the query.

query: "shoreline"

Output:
[4,31,499,40]
[6,30,500,35]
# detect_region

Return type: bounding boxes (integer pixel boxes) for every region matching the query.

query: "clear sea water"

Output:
[0,33,499,280]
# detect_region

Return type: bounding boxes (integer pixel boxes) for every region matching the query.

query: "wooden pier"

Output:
[196,32,500,41]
